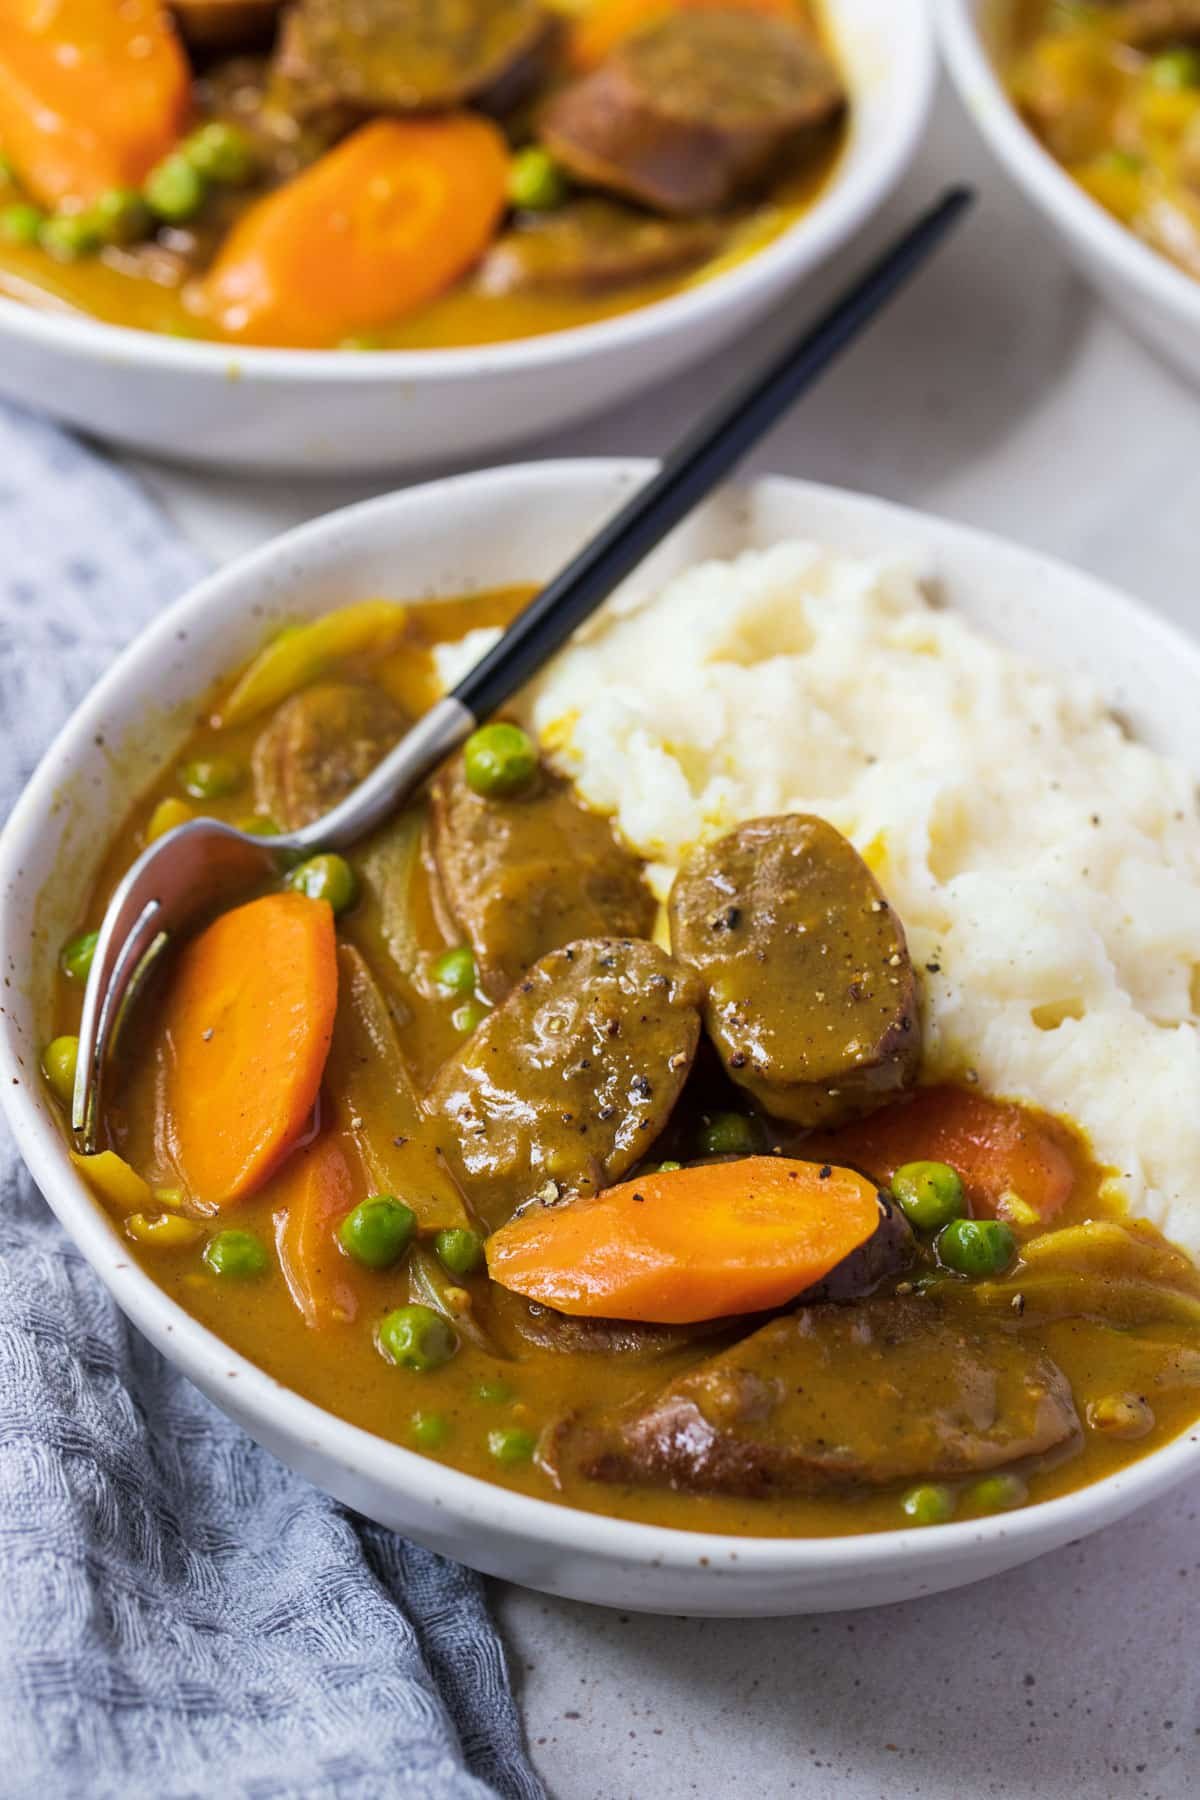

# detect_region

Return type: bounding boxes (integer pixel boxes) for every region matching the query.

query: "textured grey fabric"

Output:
[0,405,544,1800]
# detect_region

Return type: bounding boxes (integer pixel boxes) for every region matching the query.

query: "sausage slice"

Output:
[430,752,655,1002]
[540,11,845,216]
[276,0,559,114]
[251,680,408,829]
[477,199,728,297]
[668,815,921,1129]
[426,938,702,1228]
[552,1296,1081,1499]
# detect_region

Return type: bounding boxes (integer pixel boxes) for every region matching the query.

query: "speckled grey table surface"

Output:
[128,77,1200,1800]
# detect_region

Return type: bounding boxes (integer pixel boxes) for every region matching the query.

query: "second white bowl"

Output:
[940,0,1200,384]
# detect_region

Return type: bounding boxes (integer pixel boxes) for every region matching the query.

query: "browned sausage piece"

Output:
[275,0,559,115]
[489,1284,730,1360]
[251,680,408,830]
[552,1296,1080,1499]
[540,11,845,217]
[668,815,921,1129]
[795,1192,914,1304]
[477,199,728,297]
[430,753,655,1002]
[426,938,702,1228]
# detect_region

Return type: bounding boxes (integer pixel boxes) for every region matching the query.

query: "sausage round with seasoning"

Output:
[668,814,922,1128]
[540,10,845,216]
[426,936,702,1228]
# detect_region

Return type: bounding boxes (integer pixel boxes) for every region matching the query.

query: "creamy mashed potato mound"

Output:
[436,543,1200,1258]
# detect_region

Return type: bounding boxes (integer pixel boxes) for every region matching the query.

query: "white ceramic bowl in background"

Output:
[0,0,934,473]
[940,0,1200,384]
[3,460,1200,1616]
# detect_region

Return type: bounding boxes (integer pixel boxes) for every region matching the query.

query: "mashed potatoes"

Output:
[436,542,1200,1258]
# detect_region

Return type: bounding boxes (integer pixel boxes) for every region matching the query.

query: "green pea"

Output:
[937,1217,1016,1279]
[967,1472,1027,1514]
[177,755,244,800]
[462,722,538,798]
[145,153,207,223]
[900,1483,955,1526]
[1,203,44,245]
[508,146,568,211]
[432,945,476,996]
[60,929,99,984]
[378,1304,458,1372]
[39,212,101,262]
[338,332,386,351]
[237,813,282,837]
[286,853,358,915]
[42,1035,79,1106]
[434,1226,486,1278]
[653,1159,683,1173]
[476,1379,514,1404]
[1149,47,1200,89]
[203,1229,268,1280]
[487,1425,537,1465]
[182,121,257,186]
[891,1160,965,1233]
[339,1195,417,1269]
[92,187,152,246]
[696,1111,758,1158]
[451,1000,488,1035]
[410,1410,450,1450]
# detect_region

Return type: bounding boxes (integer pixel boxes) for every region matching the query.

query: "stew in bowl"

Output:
[1010,1,1200,282]
[0,0,848,349]
[33,521,1200,1546]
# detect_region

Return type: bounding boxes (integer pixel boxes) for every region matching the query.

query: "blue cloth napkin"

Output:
[0,406,544,1800]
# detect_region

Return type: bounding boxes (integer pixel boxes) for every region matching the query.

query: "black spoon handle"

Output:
[453,185,974,722]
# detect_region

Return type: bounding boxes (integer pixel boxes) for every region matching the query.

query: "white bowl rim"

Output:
[4,456,1200,1582]
[0,2,935,384]
[939,0,1200,330]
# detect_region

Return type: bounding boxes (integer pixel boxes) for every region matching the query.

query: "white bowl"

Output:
[940,0,1200,384]
[0,0,933,474]
[4,460,1200,1616]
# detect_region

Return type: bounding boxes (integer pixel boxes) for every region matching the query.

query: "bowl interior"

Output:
[0,0,934,380]
[940,0,1200,330]
[5,459,1200,1594]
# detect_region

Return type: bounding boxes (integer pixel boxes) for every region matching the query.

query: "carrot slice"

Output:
[486,1157,881,1324]
[156,892,338,1208]
[0,0,190,208]
[804,1086,1077,1225]
[273,1133,360,1329]
[200,115,509,347]
[566,0,801,71]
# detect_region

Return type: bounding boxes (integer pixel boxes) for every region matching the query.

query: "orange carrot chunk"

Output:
[274,1134,360,1329]
[157,891,338,1208]
[804,1085,1077,1225]
[200,115,510,347]
[0,0,190,208]
[486,1157,881,1324]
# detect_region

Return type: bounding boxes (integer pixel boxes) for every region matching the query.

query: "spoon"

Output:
[72,185,973,1150]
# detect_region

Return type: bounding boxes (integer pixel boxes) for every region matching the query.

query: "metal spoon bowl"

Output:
[72,694,471,1146]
